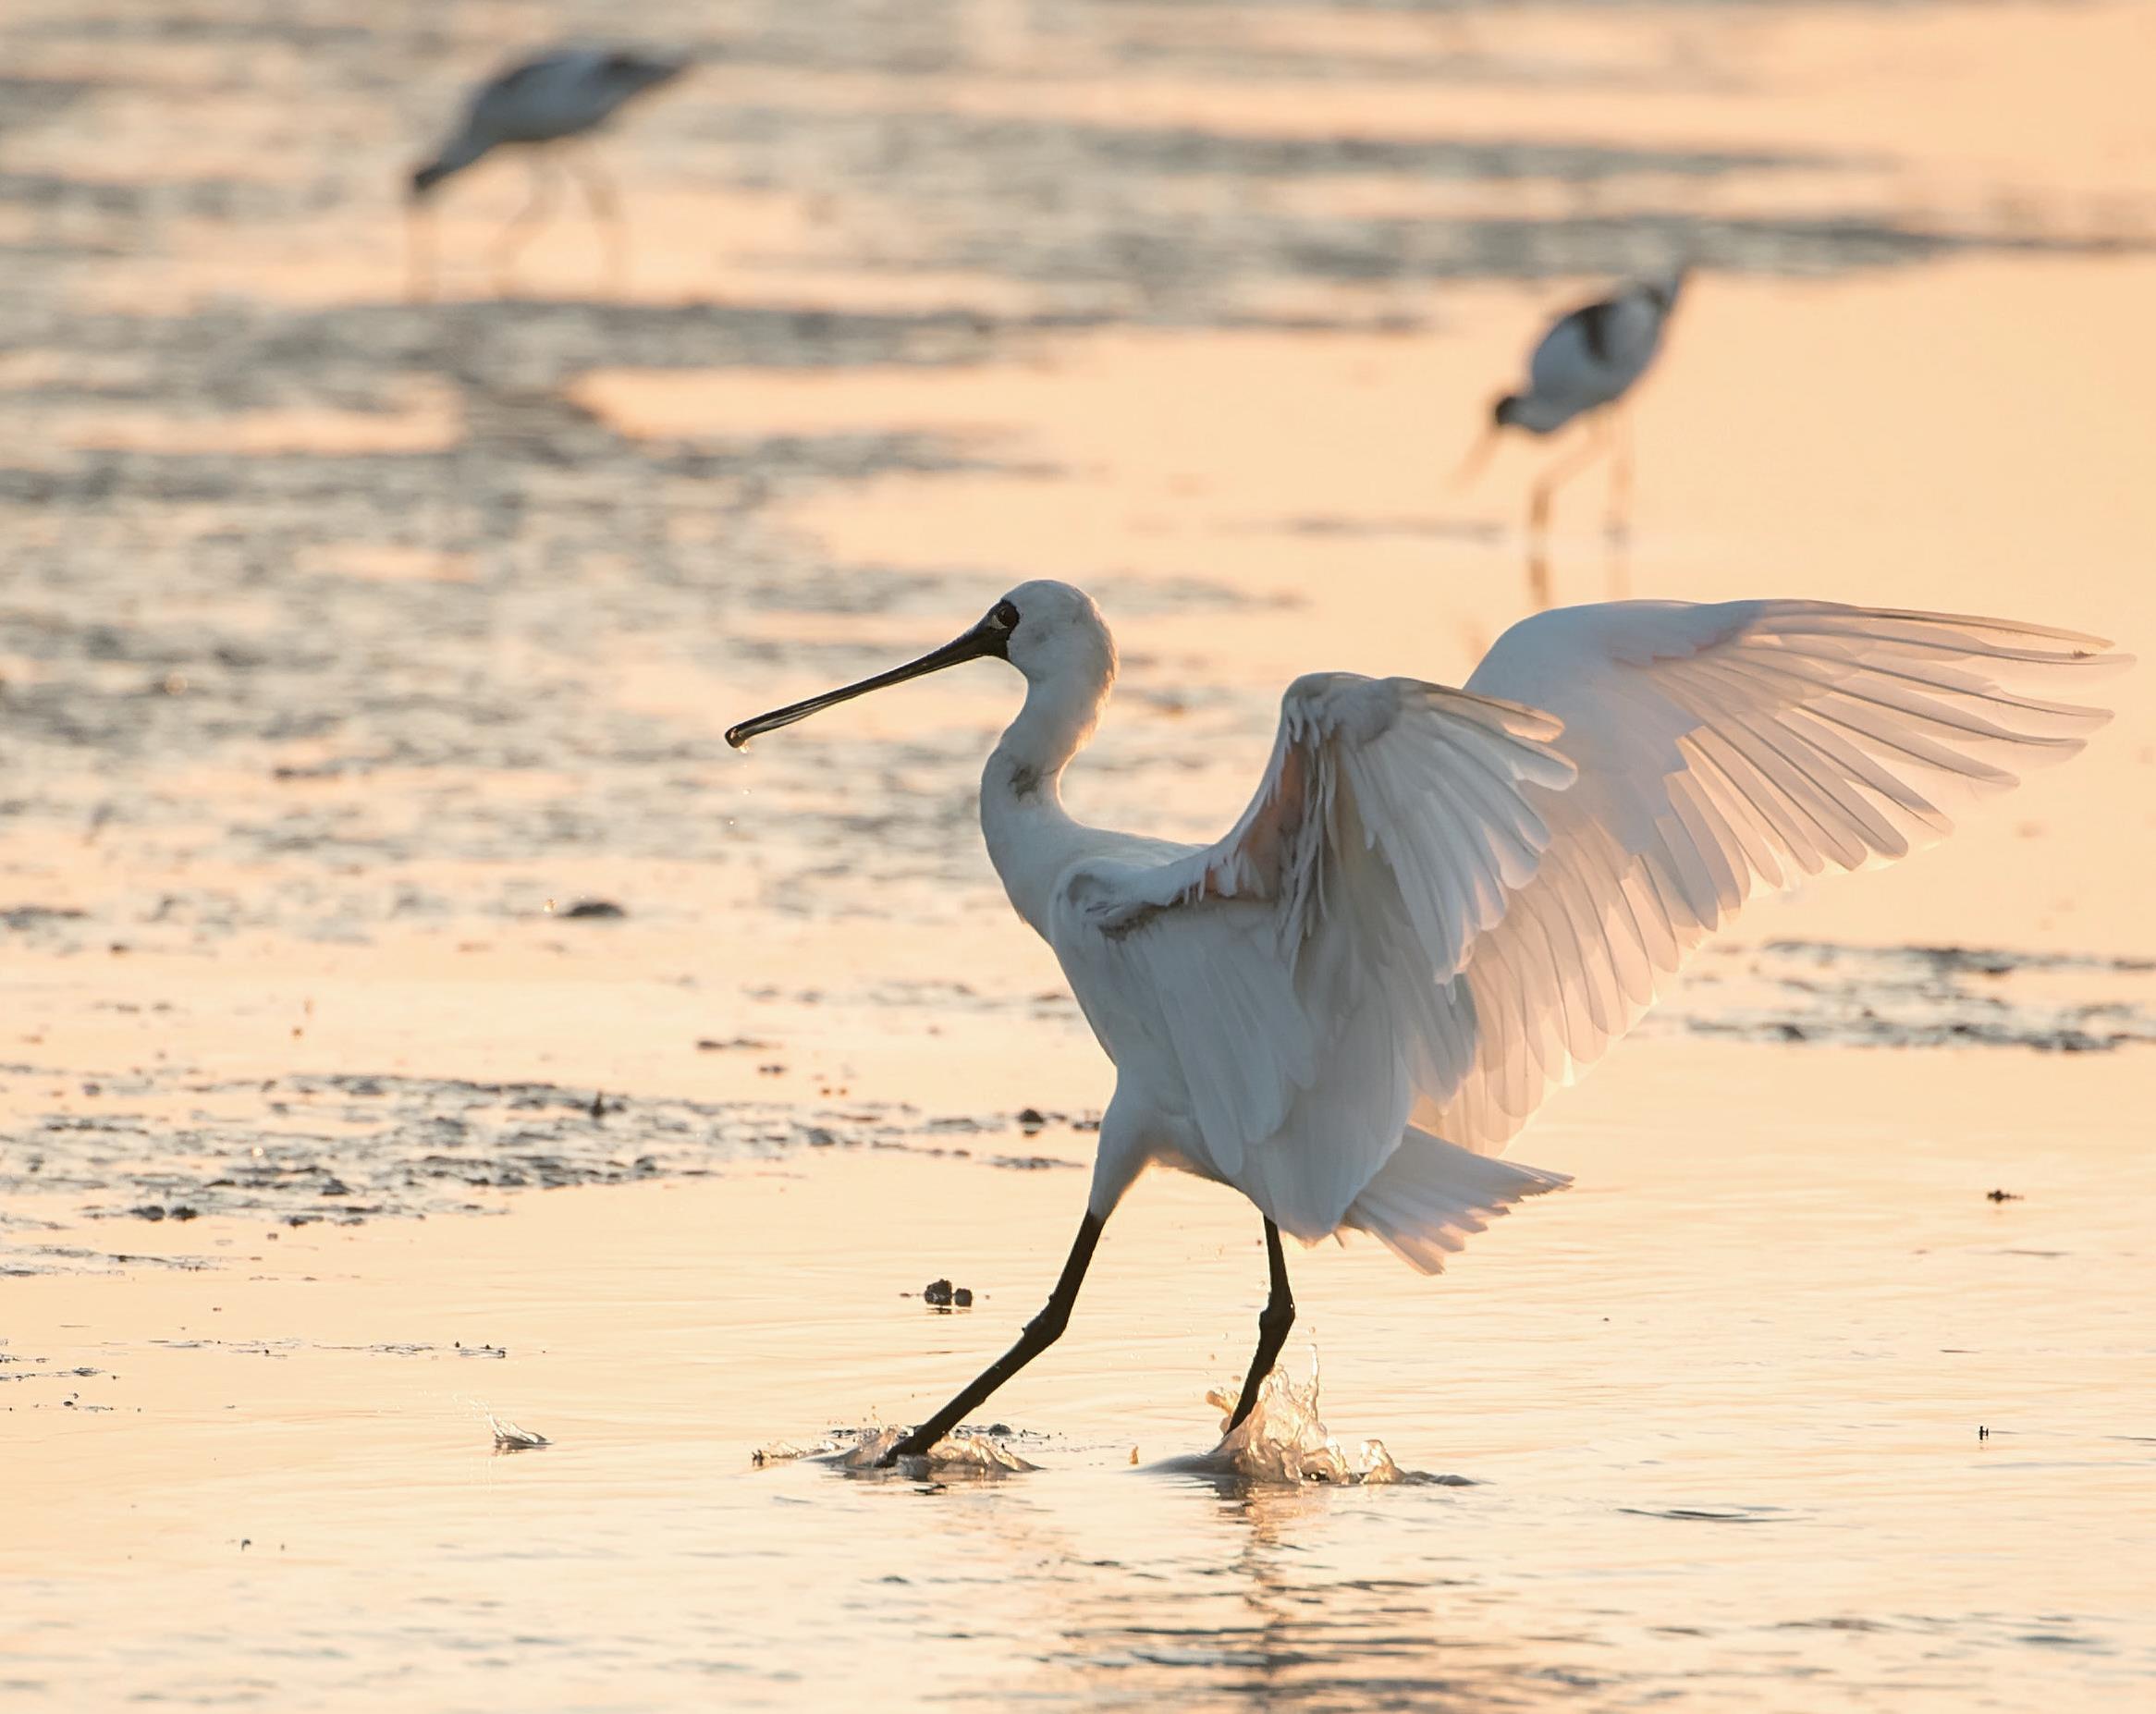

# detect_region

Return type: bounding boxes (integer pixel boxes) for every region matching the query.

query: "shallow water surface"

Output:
[3,0,2154,1708]
[6,1060,2155,1709]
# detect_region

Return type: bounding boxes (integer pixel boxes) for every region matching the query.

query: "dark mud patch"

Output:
[1666,941,2156,1054]
[0,1354,104,1384]
[1,1245,215,1279]
[1,1070,1076,1254]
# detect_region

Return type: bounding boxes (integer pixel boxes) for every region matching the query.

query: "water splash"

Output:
[753,1426,1037,1475]
[837,1426,1038,1475]
[483,1410,549,1451]
[1202,1351,1464,1487]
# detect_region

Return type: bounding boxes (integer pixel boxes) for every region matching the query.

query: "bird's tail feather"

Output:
[1341,1127,1569,1275]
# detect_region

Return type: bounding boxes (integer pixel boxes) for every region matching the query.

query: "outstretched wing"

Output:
[1047,673,1576,1237]
[1438,599,2126,1156]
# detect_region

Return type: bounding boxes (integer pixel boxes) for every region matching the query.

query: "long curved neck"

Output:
[980,667,1108,936]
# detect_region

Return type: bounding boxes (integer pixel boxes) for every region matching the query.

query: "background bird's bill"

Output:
[1452,418,1502,490]
[725,615,1006,748]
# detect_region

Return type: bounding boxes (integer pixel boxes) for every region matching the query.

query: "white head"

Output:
[997,579,1117,695]
[724,580,1115,751]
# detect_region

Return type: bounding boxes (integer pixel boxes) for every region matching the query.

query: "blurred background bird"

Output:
[1460,267,1688,608]
[406,45,689,298]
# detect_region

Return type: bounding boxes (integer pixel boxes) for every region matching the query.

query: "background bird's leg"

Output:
[1604,410,1633,540]
[1525,535,1552,610]
[1525,425,1610,609]
[878,1210,1105,1466]
[489,155,560,294]
[1604,410,1633,596]
[565,145,626,290]
[1527,424,1610,537]
[1225,1219,1295,1434]
[404,201,437,304]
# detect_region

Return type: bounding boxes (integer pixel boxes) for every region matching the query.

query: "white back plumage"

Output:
[1048,674,1575,1243]
[1510,276,1682,434]
[419,47,685,187]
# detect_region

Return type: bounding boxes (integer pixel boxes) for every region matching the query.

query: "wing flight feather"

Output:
[1436,599,2127,1155]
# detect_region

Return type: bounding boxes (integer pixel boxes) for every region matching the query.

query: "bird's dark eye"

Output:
[991,600,1020,630]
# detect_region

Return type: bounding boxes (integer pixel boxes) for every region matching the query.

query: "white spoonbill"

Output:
[1462,270,1687,606]
[726,584,2121,1463]
[406,47,688,295]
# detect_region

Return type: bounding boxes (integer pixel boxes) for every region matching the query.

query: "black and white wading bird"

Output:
[406,47,688,295]
[726,582,2122,1466]
[1462,270,1688,607]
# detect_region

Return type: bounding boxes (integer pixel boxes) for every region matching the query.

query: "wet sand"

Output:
[4,0,2154,1707]
[8,1045,2154,1706]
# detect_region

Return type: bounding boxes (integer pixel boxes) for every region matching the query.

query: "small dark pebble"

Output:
[560,900,626,919]
[923,1279,958,1307]
[1017,1107,1047,1132]
[1987,1188,2023,1202]
[952,1287,973,1307]
[171,1206,198,1221]
[134,1206,166,1222]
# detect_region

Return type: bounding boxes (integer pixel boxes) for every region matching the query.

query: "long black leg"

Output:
[879,1210,1104,1466]
[1226,1219,1295,1434]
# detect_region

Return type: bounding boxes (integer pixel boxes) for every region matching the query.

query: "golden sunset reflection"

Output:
[2,0,2151,1708]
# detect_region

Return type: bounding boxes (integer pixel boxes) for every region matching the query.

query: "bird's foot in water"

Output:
[848,1424,1035,1474]
[871,1438,911,1470]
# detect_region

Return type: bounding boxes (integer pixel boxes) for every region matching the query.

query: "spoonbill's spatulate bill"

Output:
[406,47,688,293]
[726,584,2123,1464]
